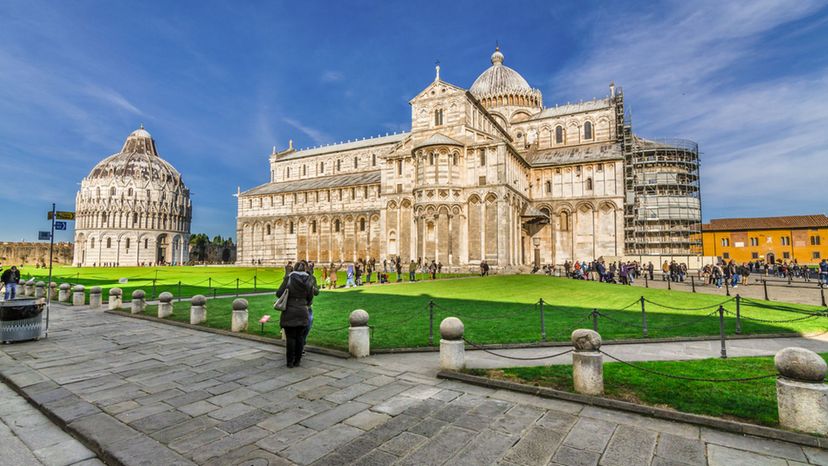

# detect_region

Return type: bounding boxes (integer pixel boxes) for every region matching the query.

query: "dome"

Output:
[86,126,183,189]
[470,47,533,97]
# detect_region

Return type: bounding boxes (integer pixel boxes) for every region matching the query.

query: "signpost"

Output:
[43,205,75,339]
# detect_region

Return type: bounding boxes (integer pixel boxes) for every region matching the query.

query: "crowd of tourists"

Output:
[281,256,453,290]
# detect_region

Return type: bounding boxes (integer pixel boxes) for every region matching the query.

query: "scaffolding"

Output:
[622,132,702,256]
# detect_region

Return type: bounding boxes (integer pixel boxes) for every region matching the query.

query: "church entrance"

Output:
[156,234,168,265]
[766,252,775,264]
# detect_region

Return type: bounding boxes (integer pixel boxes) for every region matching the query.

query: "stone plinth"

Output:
[775,347,828,435]
[49,282,58,300]
[131,290,146,315]
[108,287,123,310]
[231,299,248,332]
[439,317,465,370]
[34,281,45,299]
[24,279,34,296]
[190,295,207,325]
[348,309,370,358]
[572,352,604,395]
[158,292,173,318]
[89,287,102,309]
[58,283,71,302]
[72,285,85,306]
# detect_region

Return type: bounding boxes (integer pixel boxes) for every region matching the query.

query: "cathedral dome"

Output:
[470,47,533,97]
[86,126,183,189]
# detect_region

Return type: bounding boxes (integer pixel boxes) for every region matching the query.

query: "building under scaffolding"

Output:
[623,134,703,255]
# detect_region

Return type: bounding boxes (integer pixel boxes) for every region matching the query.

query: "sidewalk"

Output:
[1,305,826,465]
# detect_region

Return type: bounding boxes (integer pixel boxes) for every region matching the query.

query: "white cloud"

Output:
[551,0,828,219]
[321,70,344,82]
[281,117,330,145]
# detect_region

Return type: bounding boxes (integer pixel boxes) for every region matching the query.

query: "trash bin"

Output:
[0,299,44,343]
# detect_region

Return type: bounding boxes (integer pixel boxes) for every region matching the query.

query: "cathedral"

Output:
[236,47,702,268]
[73,127,192,266]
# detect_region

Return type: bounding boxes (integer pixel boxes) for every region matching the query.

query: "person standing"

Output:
[276,260,315,368]
[409,260,417,281]
[819,258,828,285]
[301,263,320,351]
[395,257,402,282]
[1,266,20,300]
[647,262,654,280]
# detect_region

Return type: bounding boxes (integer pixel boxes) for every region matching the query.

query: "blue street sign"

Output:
[54,221,67,231]
[38,231,51,241]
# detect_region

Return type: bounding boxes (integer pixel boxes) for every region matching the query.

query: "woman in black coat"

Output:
[276,260,316,367]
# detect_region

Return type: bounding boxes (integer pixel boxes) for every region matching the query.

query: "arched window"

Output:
[350,187,355,200]
[106,238,112,249]
[359,218,366,232]
[560,211,570,231]
[319,161,324,173]
[372,154,377,166]
[144,238,148,248]
[337,159,341,171]
[311,220,317,233]
[286,167,290,178]
[125,238,130,249]
[289,221,294,234]
[96,187,101,197]
[302,165,307,176]
[453,154,458,165]
[90,238,95,248]
[146,189,150,200]
[555,126,564,144]
[109,187,116,196]
[479,149,486,166]
[334,219,341,232]
[545,180,551,193]
[266,224,271,235]
[132,212,138,224]
[363,186,368,198]
[101,212,107,224]
[434,109,444,126]
[127,188,133,196]
[584,121,593,140]
[429,153,435,165]
[586,178,593,190]
[354,157,358,169]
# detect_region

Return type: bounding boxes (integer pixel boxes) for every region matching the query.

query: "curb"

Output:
[437,370,828,449]
[370,332,812,354]
[104,310,351,359]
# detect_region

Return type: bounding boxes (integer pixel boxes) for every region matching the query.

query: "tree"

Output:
[189,234,210,262]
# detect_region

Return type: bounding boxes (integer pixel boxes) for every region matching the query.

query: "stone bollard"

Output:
[439,317,465,370]
[158,292,173,318]
[49,282,58,301]
[72,285,85,306]
[190,295,207,325]
[131,290,146,314]
[231,299,248,332]
[89,287,102,308]
[24,279,35,296]
[34,281,46,299]
[775,347,828,435]
[59,283,71,302]
[108,287,123,310]
[348,310,370,358]
[571,329,604,396]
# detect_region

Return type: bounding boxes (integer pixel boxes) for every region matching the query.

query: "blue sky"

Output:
[1,0,827,243]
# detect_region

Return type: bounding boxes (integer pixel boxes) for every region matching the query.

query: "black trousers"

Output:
[284,326,307,364]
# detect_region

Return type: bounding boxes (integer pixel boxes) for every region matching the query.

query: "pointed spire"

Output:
[139,122,144,130]
[271,145,277,155]
[435,60,440,81]
[288,139,294,150]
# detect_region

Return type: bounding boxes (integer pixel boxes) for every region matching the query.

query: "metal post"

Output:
[236,278,239,297]
[640,296,648,337]
[763,279,769,300]
[821,283,826,307]
[592,308,598,331]
[735,294,742,334]
[644,274,648,288]
[718,305,727,359]
[254,275,257,292]
[428,300,435,345]
[539,298,546,342]
[177,281,182,302]
[213,287,217,299]
[208,277,212,289]
[725,278,730,297]
[152,279,156,300]
[691,276,696,293]
[45,203,56,338]
[788,273,792,286]
[667,278,671,290]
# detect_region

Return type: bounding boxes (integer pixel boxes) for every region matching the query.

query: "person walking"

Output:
[1,266,20,300]
[301,264,321,351]
[346,264,355,288]
[276,260,315,368]
[819,258,828,285]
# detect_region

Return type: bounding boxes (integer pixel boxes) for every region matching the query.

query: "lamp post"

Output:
[533,236,541,268]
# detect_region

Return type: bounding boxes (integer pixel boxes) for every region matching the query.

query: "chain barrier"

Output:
[618,298,643,311]
[739,297,825,315]
[722,309,826,324]
[643,297,734,311]
[599,350,778,382]
[463,338,574,360]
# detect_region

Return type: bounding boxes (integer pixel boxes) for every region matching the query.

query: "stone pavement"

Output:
[0,381,101,466]
[368,334,828,371]
[1,305,826,466]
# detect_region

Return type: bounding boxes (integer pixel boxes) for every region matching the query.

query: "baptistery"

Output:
[73,126,191,266]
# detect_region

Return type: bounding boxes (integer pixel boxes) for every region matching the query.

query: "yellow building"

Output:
[701,215,828,265]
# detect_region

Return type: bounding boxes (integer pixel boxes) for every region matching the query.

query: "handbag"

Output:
[273,276,291,311]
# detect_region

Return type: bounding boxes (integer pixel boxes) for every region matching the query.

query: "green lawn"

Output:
[18,265,466,300]
[466,353,828,427]
[121,275,827,350]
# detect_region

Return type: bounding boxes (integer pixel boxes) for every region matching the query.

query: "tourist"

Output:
[713,263,724,288]
[479,262,486,277]
[302,263,321,351]
[819,259,828,285]
[395,257,402,282]
[346,264,355,288]
[285,261,293,274]
[1,266,20,300]
[661,261,669,281]
[276,260,315,368]
[366,260,374,284]
[329,261,342,289]
[355,261,363,286]
[409,260,416,281]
